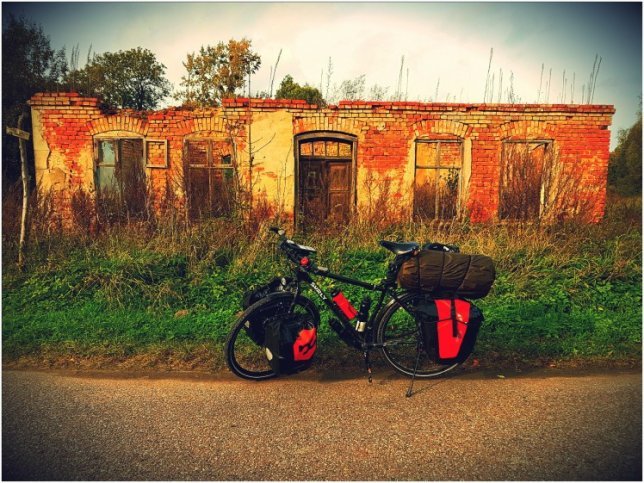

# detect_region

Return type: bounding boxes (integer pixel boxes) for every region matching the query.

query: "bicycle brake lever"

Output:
[269,226,286,237]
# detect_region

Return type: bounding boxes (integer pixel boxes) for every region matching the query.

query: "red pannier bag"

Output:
[263,313,317,375]
[417,298,483,364]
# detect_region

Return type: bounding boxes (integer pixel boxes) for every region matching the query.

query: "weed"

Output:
[1,186,641,365]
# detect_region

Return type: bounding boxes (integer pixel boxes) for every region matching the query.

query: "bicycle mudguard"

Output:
[242,277,294,309]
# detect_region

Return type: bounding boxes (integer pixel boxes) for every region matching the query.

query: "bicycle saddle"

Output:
[379,240,420,255]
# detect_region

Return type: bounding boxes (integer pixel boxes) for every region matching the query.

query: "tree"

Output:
[337,74,366,101]
[275,75,325,106]
[73,47,171,110]
[368,83,389,101]
[325,74,366,104]
[608,113,642,196]
[2,15,67,181]
[177,38,261,107]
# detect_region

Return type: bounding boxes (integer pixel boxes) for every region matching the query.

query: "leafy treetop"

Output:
[73,47,171,110]
[608,112,642,196]
[2,14,68,180]
[275,75,325,106]
[177,38,261,107]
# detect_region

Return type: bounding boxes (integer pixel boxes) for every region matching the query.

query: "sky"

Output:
[3,1,642,148]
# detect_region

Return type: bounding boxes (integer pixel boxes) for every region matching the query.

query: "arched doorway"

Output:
[294,132,357,226]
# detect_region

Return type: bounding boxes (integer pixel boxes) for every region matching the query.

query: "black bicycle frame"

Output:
[288,263,412,345]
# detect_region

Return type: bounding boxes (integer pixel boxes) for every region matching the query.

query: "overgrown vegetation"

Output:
[275,75,325,106]
[176,38,261,107]
[2,189,641,368]
[609,114,642,196]
[72,47,171,110]
[2,15,68,183]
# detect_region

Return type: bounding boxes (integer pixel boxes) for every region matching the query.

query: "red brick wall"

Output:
[29,93,614,223]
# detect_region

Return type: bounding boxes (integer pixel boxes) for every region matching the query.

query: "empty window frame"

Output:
[184,139,235,219]
[499,140,552,220]
[94,137,147,217]
[414,139,463,220]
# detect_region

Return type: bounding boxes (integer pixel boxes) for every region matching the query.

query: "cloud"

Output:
[8,2,640,146]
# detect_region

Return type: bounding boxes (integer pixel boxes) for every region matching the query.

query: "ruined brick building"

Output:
[28,93,615,226]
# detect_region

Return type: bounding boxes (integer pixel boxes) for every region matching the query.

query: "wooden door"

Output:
[327,161,351,222]
[298,137,354,225]
[300,160,327,221]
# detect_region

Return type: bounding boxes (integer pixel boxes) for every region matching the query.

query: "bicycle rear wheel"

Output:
[375,292,458,378]
[224,293,319,380]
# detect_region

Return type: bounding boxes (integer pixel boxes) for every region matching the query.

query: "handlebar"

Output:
[269,227,300,264]
[267,226,380,288]
[269,227,321,270]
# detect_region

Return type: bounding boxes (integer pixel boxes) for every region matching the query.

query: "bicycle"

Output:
[225,227,479,394]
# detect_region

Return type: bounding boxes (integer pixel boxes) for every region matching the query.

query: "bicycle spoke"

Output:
[376,293,459,378]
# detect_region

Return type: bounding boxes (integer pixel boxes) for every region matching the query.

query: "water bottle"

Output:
[331,289,358,322]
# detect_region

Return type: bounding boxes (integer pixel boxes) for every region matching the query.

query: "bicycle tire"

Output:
[224,292,319,380]
[375,292,459,378]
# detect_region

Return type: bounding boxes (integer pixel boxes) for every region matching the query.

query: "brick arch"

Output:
[87,115,147,136]
[183,130,229,140]
[413,119,471,139]
[180,115,228,136]
[293,116,365,137]
[500,120,555,140]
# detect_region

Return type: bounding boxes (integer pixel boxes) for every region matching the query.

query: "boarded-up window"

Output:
[94,137,146,219]
[184,139,235,219]
[499,141,552,220]
[414,140,463,220]
[145,139,168,168]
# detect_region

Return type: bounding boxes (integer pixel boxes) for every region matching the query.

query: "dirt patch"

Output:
[3,346,640,374]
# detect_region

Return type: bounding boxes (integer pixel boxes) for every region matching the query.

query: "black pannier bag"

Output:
[263,313,317,375]
[242,277,293,309]
[241,277,294,345]
[397,250,495,299]
[415,298,483,364]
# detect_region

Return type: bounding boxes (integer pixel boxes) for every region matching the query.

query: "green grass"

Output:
[2,198,642,366]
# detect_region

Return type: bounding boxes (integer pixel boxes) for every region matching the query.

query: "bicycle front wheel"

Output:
[224,293,319,380]
[375,292,458,378]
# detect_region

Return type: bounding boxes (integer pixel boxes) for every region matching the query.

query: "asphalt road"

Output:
[2,367,641,480]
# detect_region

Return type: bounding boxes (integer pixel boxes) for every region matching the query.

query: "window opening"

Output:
[184,139,235,219]
[414,139,463,220]
[499,140,552,220]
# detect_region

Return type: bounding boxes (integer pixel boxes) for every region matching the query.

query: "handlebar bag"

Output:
[397,250,495,299]
[263,313,317,375]
[415,298,483,364]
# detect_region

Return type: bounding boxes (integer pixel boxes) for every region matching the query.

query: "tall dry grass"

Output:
[1,172,640,286]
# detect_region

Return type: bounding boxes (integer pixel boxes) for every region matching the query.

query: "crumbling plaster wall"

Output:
[29,93,614,223]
